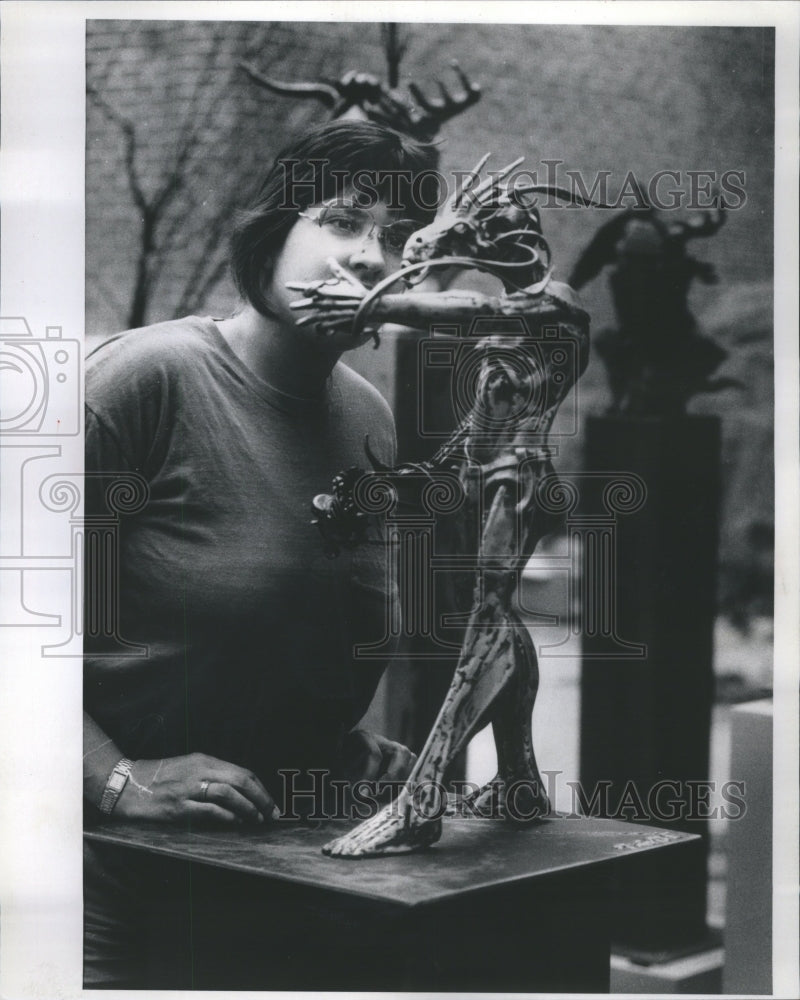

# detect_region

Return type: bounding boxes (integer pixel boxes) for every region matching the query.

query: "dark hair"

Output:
[230,120,440,316]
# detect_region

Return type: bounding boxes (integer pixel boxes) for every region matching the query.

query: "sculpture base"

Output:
[85,814,697,992]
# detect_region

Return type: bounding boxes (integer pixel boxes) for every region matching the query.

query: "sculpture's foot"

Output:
[322,797,442,858]
[451,774,550,822]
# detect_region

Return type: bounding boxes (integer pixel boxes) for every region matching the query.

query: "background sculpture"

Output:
[569,202,738,415]
[241,22,480,147]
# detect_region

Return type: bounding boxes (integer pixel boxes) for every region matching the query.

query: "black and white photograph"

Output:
[0,2,798,996]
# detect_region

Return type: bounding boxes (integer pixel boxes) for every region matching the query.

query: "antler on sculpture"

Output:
[667,205,727,243]
[241,59,481,141]
[406,61,481,137]
[239,61,340,107]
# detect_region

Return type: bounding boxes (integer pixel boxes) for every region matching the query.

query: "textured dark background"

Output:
[85,19,775,622]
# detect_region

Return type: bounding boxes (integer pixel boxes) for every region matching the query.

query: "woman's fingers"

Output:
[344,729,384,782]
[203,761,276,820]
[202,782,265,823]
[184,800,242,825]
[341,729,417,788]
[184,754,276,821]
[232,771,276,818]
[378,743,417,784]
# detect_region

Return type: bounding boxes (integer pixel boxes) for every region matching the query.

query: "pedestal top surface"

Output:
[86,815,698,908]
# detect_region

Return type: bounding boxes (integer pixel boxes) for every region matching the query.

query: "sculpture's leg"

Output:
[324,484,525,858]
[457,622,550,820]
[323,598,519,856]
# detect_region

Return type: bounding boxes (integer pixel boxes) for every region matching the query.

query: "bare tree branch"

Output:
[88,51,241,328]
[87,86,148,213]
[381,23,408,89]
[171,182,243,315]
[174,249,232,318]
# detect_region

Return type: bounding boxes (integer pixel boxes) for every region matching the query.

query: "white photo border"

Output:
[0,2,797,997]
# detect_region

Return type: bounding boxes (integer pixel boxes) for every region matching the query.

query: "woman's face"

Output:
[266,195,415,350]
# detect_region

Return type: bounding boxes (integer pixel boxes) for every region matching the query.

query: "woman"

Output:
[83,119,441,987]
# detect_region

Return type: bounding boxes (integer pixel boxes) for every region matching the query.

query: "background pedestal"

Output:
[580,415,721,953]
[86,815,697,992]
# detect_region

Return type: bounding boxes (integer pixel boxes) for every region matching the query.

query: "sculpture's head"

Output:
[401,157,550,290]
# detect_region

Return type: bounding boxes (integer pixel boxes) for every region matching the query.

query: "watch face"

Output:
[108,772,126,792]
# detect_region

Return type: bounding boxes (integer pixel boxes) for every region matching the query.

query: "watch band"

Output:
[99,757,134,815]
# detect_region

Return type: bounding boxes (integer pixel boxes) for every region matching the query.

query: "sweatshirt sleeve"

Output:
[84,405,138,519]
[85,329,177,485]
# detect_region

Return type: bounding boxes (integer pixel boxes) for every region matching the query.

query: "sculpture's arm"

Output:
[290,269,588,344]
[367,284,587,329]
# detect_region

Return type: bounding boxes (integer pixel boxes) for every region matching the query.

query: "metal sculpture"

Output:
[240,60,480,142]
[293,160,593,856]
[568,203,737,414]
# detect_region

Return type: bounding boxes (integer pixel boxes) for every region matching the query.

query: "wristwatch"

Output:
[99,757,134,815]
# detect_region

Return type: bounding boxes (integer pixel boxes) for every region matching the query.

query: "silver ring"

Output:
[200,779,210,802]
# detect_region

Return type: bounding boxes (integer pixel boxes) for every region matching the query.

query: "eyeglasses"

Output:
[298,204,417,257]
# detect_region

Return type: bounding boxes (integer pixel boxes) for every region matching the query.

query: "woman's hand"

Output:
[114,753,277,826]
[342,728,417,792]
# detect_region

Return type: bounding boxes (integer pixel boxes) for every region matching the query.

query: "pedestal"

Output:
[85,814,697,992]
[579,415,721,954]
